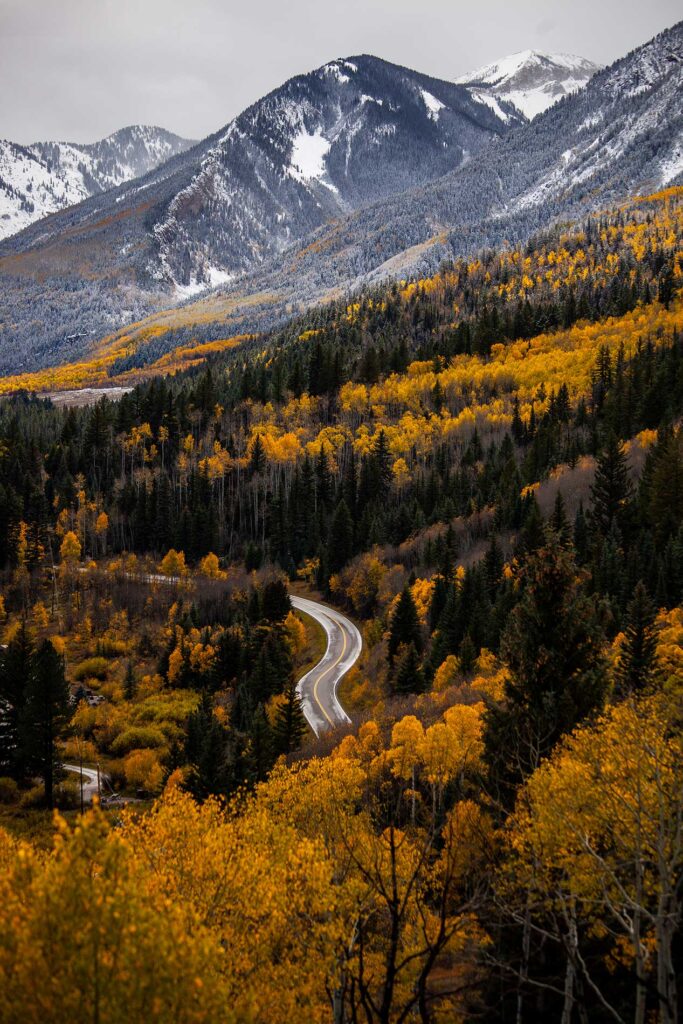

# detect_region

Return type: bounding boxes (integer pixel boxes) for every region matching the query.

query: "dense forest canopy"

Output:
[0,187,681,1023]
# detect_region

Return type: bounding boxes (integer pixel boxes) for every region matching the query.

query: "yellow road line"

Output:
[313,622,348,727]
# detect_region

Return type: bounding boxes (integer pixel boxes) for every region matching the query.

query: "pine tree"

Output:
[244,704,274,783]
[591,432,633,538]
[0,622,34,779]
[388,585,422,664]
[458,634,477,677]
[549,490,571,545]
[21,640,72,809]
[272,681,308,756]
[517,496,544,556]
[184,693,234,801]
[249,434,266,476]
[484,537,606,805]
[261,578,291,623]
[327,499,354,573]
[393,644,424,696]
[372,430,393,504]
[614,581,660,697]
[123,661,137,701]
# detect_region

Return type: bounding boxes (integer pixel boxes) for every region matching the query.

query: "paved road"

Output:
[63,763,105,803]
[290,595,362,736]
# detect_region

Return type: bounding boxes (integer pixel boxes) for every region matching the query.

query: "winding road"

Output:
[63,592,361,799]
[290,595,362,736]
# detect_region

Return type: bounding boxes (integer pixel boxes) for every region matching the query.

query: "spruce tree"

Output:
[388,585,422,664]
[244,704,274,783]
[517,496,545,556]
[458,634,477,677]
[484,537,606,805]
[123,661,137,701]
[249,434,266,476]
[393,644,424,696]
[272,681,308,756]
[0,623,34,780]
[22,640,72,809]
[261,578,291,623]
[614,581,660,697]
[591,432,633,538]
[184,693,234,801]
[550,490,571,545]
[327,499,354,574]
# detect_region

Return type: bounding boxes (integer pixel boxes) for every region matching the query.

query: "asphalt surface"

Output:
[63,763,104,802]
[290,595,362,736]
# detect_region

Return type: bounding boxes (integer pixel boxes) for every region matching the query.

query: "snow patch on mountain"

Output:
[420,89,445,121]
[469,91,512,123]
[290,128,331,181]
[660,135,683,184]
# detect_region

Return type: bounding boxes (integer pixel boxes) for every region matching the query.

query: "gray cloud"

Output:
[1,0,680,143]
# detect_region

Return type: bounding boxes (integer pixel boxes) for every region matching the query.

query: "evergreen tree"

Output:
[261,579,291,623]
[614,581,660,698]
[590,432,633,538]
[392,644,424,696]
[517,495,544,555]
[123,661,137,701]
[184,692,234,801]
[549,490,571,545]
[0,623,34,779]
[327,499,354,573]
[458,634,477,677]
[388,585,422,665]
[484,537,606,805]
[272,680,308,756]
[21,640,72,809]
[249,434,266,476]
[244,704,274,783]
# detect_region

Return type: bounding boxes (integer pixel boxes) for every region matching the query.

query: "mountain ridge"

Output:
[1,23,682,378]
[0,125,195,240]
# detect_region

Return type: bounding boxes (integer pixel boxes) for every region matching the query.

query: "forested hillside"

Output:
[0,188,681,1022]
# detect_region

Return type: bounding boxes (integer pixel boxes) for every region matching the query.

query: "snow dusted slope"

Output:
[456,50,601,119]
[145,55,521,293]
[0,126,194,240]
[0,140,88,238]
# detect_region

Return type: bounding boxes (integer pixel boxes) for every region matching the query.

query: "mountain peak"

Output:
[456,49,602,119]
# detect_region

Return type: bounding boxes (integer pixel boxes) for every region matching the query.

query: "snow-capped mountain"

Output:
[456,50,601,119]
[148,55,522,293]
[1,23,681,376]
[0,126,194,240]
[0,55,521,303]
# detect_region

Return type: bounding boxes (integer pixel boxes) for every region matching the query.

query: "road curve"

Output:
[63,763,104,802]
[290,595,362,736]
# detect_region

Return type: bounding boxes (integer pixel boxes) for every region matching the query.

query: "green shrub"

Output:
[94,638,128,658]
[54,777,81,810]
[19,784,47,809]
[110,726,167,755]
[73,657,109,681]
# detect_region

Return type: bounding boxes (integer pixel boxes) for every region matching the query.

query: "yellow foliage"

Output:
[198,552,226,579]
[284,611,307,657]
[59,531,81,564]
[158,548,188,577]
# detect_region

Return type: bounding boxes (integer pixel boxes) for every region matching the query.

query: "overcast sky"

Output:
[1,0,680,144]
